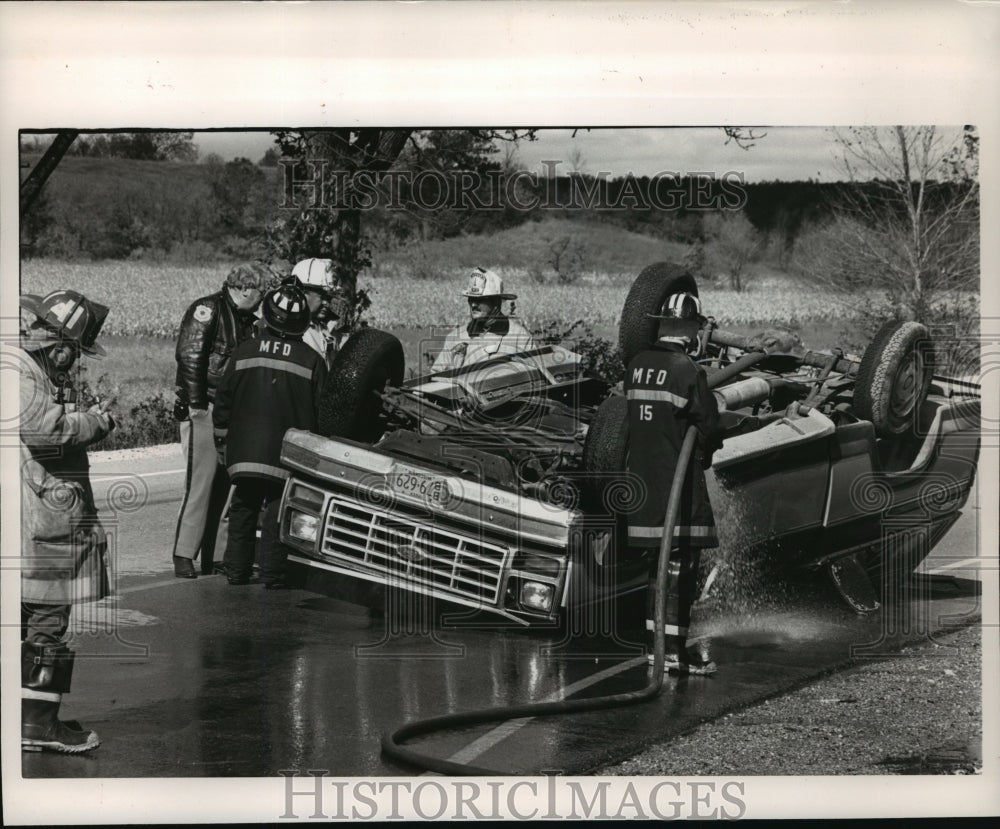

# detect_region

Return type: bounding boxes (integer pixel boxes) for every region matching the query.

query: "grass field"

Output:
[21,255,872,449]
[21,259,864,336]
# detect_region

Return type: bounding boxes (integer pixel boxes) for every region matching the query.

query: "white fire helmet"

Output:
[292,258,335,290]
[461,267,516,300]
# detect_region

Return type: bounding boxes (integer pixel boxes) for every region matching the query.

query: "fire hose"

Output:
[380,364,752,775]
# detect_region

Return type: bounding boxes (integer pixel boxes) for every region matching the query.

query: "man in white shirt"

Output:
[292,258,349,369]
[432,268,535,372]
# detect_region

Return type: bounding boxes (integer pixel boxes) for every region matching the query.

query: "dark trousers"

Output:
[21,603,71,646]
[224,477,286,582]
[645,547,701,648]
[200,468,232,570]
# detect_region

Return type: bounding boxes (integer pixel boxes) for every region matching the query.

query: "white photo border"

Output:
[1,1,997,823]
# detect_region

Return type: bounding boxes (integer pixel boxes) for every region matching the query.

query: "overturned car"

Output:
[277,263,981,623]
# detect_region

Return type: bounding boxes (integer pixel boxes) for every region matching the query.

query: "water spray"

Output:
[381,427,697,775]
[381,423,706,775]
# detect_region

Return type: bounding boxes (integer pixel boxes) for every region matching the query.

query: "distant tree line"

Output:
[21,131,199,162]
[19,130,976,304]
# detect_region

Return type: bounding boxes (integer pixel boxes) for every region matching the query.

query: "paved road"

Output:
[21,444,986,778]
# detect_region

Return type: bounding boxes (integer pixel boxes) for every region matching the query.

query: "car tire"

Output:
[581,394,642,596]
[316,328,405,443]
[618,262,699,368]
[854,320,934,438]
[583,395,628,480]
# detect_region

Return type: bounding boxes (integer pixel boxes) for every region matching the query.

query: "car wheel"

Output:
[854,320,934,438]
[316,328,405,443]
[583,395,628,478]
[618,262,699,368]
[581,395,640,597]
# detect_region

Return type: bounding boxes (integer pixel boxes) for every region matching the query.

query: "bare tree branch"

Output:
[799,126,979,323]
[721,127,767,150]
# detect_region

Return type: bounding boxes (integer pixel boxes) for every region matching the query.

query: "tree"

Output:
[812,126,979,321]
[703,210,765,291]
[83,131,198,162]
[404,129,499,175]
[267,128,535,302]
[209,157,268,237]
[268,129,414,302]
[722,127,767,150]
[153,132,199,162]
[395,129,505,240]
[567,145,587,176]
[109,133,159,160]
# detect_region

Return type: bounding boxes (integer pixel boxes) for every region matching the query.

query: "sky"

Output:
[193,127,854,183]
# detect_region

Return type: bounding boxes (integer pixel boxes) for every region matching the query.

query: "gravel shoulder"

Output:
[90,442,182,465]
[600,623,985,776]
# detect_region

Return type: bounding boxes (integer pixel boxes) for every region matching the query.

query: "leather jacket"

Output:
[174,288,258,408]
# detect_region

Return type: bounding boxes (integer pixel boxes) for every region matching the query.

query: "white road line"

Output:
[445,656,647,765]
[926,557,994,572]
[96,469,185,480]
[113,573,224,594]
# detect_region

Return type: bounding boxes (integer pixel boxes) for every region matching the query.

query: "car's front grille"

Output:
[319,496,510,605]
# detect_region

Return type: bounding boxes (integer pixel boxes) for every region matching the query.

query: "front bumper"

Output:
[279,429,579,623]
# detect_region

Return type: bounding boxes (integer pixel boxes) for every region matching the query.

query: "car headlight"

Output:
[288,510,319,543]
[512,553,562,577]
[289,484,325,511]
[519,581,554,612]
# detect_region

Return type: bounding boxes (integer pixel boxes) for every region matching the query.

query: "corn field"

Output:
[20,261,865,338]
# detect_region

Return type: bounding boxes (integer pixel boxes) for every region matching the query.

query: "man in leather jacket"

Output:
[171,263,268,578]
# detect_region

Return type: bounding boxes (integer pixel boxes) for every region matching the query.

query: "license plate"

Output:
[389,466,451,508]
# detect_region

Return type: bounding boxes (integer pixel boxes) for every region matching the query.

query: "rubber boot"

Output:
[646,552,717,676]
[661,638,717,676]
[21,642,100,753]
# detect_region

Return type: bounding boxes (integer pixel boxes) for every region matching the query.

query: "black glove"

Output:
[172,397,190,422]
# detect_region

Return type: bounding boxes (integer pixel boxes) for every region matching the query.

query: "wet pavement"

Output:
[23,563,982,778]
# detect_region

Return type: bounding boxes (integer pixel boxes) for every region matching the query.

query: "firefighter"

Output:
[213,278,327,588]
[431,268,535,371]
[291,257,350,368]
[14,290,114,752]
[171,263,269,578]
[624,292,722,675]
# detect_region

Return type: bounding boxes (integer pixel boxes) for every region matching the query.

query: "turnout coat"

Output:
[213,333,327,483]
[13,345,113,604]
[432,315,535,372]
[624,339,721,550]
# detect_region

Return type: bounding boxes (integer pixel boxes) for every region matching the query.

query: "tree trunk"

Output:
[299,129,412,298]
[333,209,363,298]
[20,131,78,214]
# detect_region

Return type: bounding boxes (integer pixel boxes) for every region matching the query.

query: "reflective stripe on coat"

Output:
[212,334,327,484]
[624,340,721,549]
